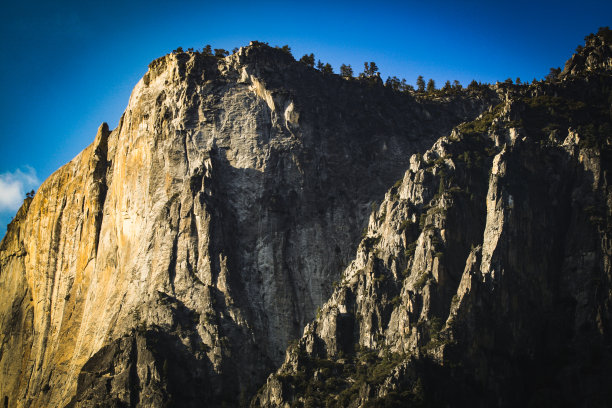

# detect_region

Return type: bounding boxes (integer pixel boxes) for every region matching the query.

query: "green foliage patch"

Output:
[279,347,412,408]
[521,89,612,149]
[457,104,503,135]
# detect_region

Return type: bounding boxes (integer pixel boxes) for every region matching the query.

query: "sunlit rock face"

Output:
[7,29,610,407]
[0,43,491,407]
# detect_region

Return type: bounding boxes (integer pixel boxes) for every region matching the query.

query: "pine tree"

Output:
[400,79,414,92]
[278,45,292,56]
[340,64,353,78]
[362,62,379,77]
[299,53,315,68]
[386,76,402,91]
[427,78,436,93]
[214,48,229,58]
[416,76,425,92]
[545,67,561,82]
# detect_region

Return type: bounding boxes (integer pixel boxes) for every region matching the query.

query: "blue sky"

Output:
[0,0,610,236]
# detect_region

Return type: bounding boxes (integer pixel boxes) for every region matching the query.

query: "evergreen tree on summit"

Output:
[427,78,436,93]
[214,48,229,58]
[300,53,315,68]
[277,45,292,56]
[362,62,379,77]
[386,76,402,91]
[416,75,425,92]
[340,64,353,78]
[321,62,333,74]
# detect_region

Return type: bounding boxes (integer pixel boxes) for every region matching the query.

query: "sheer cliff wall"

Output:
[0,44,492,407]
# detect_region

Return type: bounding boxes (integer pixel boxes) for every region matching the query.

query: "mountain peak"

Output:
[561,26,612,77]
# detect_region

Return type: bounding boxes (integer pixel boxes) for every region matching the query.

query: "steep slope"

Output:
[561,26,612,77]
[0,44,493,407]
[254,31,612,407]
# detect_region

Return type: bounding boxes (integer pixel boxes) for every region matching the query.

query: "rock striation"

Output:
[0,43,493,407]
[254,31,612,407]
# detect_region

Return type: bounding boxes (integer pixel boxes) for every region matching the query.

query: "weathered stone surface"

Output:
[561,27,612,77]
[254,35,612,406]
[0,43,492,407]
[1,123,109,408]
[5,29,611,407]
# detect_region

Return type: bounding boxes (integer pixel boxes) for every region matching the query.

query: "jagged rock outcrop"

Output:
[254,31,612,407]
[0,43,493,407]
[561,27,612,77]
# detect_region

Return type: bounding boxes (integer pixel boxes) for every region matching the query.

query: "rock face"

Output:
[254,32,612,407]
[561,27,612,77]
[3,29,612,407]
[0,43,492,407]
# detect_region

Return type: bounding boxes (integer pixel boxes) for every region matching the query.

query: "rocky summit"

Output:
[1,29,611,407]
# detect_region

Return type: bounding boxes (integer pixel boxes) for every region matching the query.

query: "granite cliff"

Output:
[1,29,611,407]
[0,42,492,407]
[254,29,612,407]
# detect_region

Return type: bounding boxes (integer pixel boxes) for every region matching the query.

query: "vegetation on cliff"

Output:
[1,28,611,408]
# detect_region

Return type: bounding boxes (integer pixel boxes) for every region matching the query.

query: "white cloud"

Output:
[0,166,40,213]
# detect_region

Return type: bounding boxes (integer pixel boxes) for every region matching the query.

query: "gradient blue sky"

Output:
[0,0,610,235]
